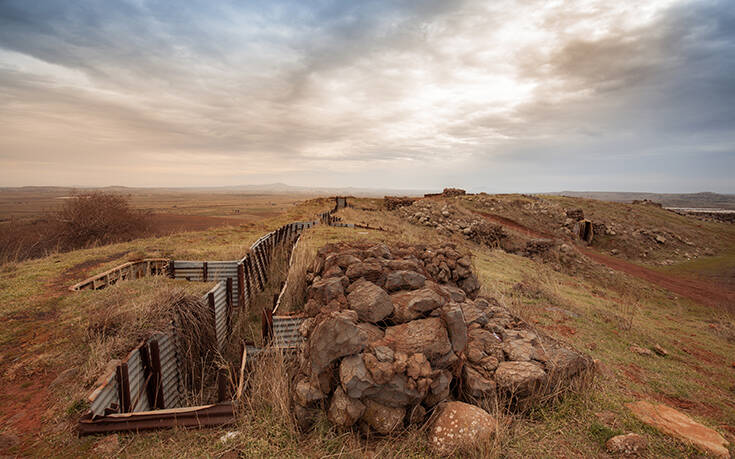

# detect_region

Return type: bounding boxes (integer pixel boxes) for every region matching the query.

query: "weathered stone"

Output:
[323,264,344,278]
[441,304,467,353]
[652,344,669,357]
[309,310,368,379]
[384,318,452,363]
[357,322,384,344]
[458,273,480,298]
[494,361,547,395]
[298,317,315,338]
[340,354,375,399]
[606,433,648,455]
[406,353,431,379]
[362,400,405,435]
[385,270,426,291]
[294,377,326,407]
[391,288,445,322]
[365,243,392,259]
[328,386,365,427]
[373,345,394,362]
[424,370,451,407]
[392,351,408,373]
[429,402,497,456]
[626,401,730,458]
[308,276,347,304]
[432,350,459,370]
[546,347,589,381]
[479,355,500,372]
[630,345,653,356]
[385,259,422,272]
[459,302,488,326]
[363,353,395,385]
[440,284,467,303]
[364,373,423,407]
[345,262,384,283]
[347,280,393,323]
[503,339,539,362]
[325,253,362,271]
[463,365,497,400]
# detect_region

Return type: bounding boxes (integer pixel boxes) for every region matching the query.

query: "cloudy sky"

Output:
[0,0,733,192]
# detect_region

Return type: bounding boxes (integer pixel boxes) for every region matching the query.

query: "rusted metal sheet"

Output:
[272,316,306,349]
[126,349,151,413]
[78,403,236,435]
[89,369,119,417]
[172,261,241,308]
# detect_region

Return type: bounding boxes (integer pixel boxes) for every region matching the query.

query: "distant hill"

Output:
[0,183,431,198]
[547,191,735,210]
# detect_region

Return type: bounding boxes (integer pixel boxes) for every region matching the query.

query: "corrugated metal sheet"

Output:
[156,333,181,409]
[89,371,119,417]
[202,282,228,351]
[126,349,151,412]
[272,316,306,348]
[173,261,240,308]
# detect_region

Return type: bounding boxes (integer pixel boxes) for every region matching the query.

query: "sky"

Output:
[0,0,733,193]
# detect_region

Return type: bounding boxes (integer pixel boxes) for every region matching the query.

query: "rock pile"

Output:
[384,196,416,211]
[292,242,592,437]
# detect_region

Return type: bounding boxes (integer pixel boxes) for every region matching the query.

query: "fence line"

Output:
[78,197,359,433]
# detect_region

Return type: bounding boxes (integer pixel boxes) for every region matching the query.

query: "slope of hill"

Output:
[550,191,735,210]
[0,194,733,457]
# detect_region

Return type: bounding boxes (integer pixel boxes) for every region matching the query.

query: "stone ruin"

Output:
[383,196,416,211]
[292,242,592,436]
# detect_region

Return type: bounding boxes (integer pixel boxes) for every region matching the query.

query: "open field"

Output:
[0,193,734,457]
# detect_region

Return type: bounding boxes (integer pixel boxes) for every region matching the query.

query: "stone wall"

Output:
[291,242,592,434]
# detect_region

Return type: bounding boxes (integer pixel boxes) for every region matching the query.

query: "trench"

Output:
[75,198,350,435]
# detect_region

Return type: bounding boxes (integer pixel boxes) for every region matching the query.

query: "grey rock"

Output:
[308,310,368,379]
[347,280,393,323]
[391,288,445,322]
[328,386,365,427]
[385,270,426,291]
[441,304,468,353]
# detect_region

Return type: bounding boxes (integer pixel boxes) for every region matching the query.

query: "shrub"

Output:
[49,192,151,249]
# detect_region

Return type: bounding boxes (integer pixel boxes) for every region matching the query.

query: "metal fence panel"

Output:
[89,371,119,417]
[156,333,181,409]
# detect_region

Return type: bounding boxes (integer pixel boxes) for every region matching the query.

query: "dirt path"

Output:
[473,211,555,239]
[580,248,735,309]
[473,211,735,309]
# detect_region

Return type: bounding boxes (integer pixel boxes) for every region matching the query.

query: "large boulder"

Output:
[545,346,589,381]
[458,273,480,298]
[429,401,497,456]
[345,262,384,283]
[362,400,405,435]
[385,270,426,291]
[328,386,365,427]
[494,361,547,395]
[384,318,452,363]
[308,276,347,304]
[309,310,368,379]
[347,281,393,323]
[391,288,445,322]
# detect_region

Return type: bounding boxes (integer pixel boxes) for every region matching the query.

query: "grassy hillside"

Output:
[0,195,733,457]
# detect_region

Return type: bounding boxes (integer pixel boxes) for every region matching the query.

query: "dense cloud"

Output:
[0,0,733,191]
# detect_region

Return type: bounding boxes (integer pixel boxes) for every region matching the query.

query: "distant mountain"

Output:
[0,183,431,198]
[548,191,735,210]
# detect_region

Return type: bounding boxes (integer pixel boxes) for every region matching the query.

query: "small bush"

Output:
[0,192,151,264]
[49,192,151,249]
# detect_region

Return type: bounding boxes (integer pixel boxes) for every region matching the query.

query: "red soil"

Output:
[579,248,735,309]
[474,211,735,309]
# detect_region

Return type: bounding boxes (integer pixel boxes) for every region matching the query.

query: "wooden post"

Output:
[168,260,176,279]
[261,307,273,344]
[139,345,156,410]
[244,257,253,300]
[203,261,208,282]
[237,263,245,309]
[116,363,131,413]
